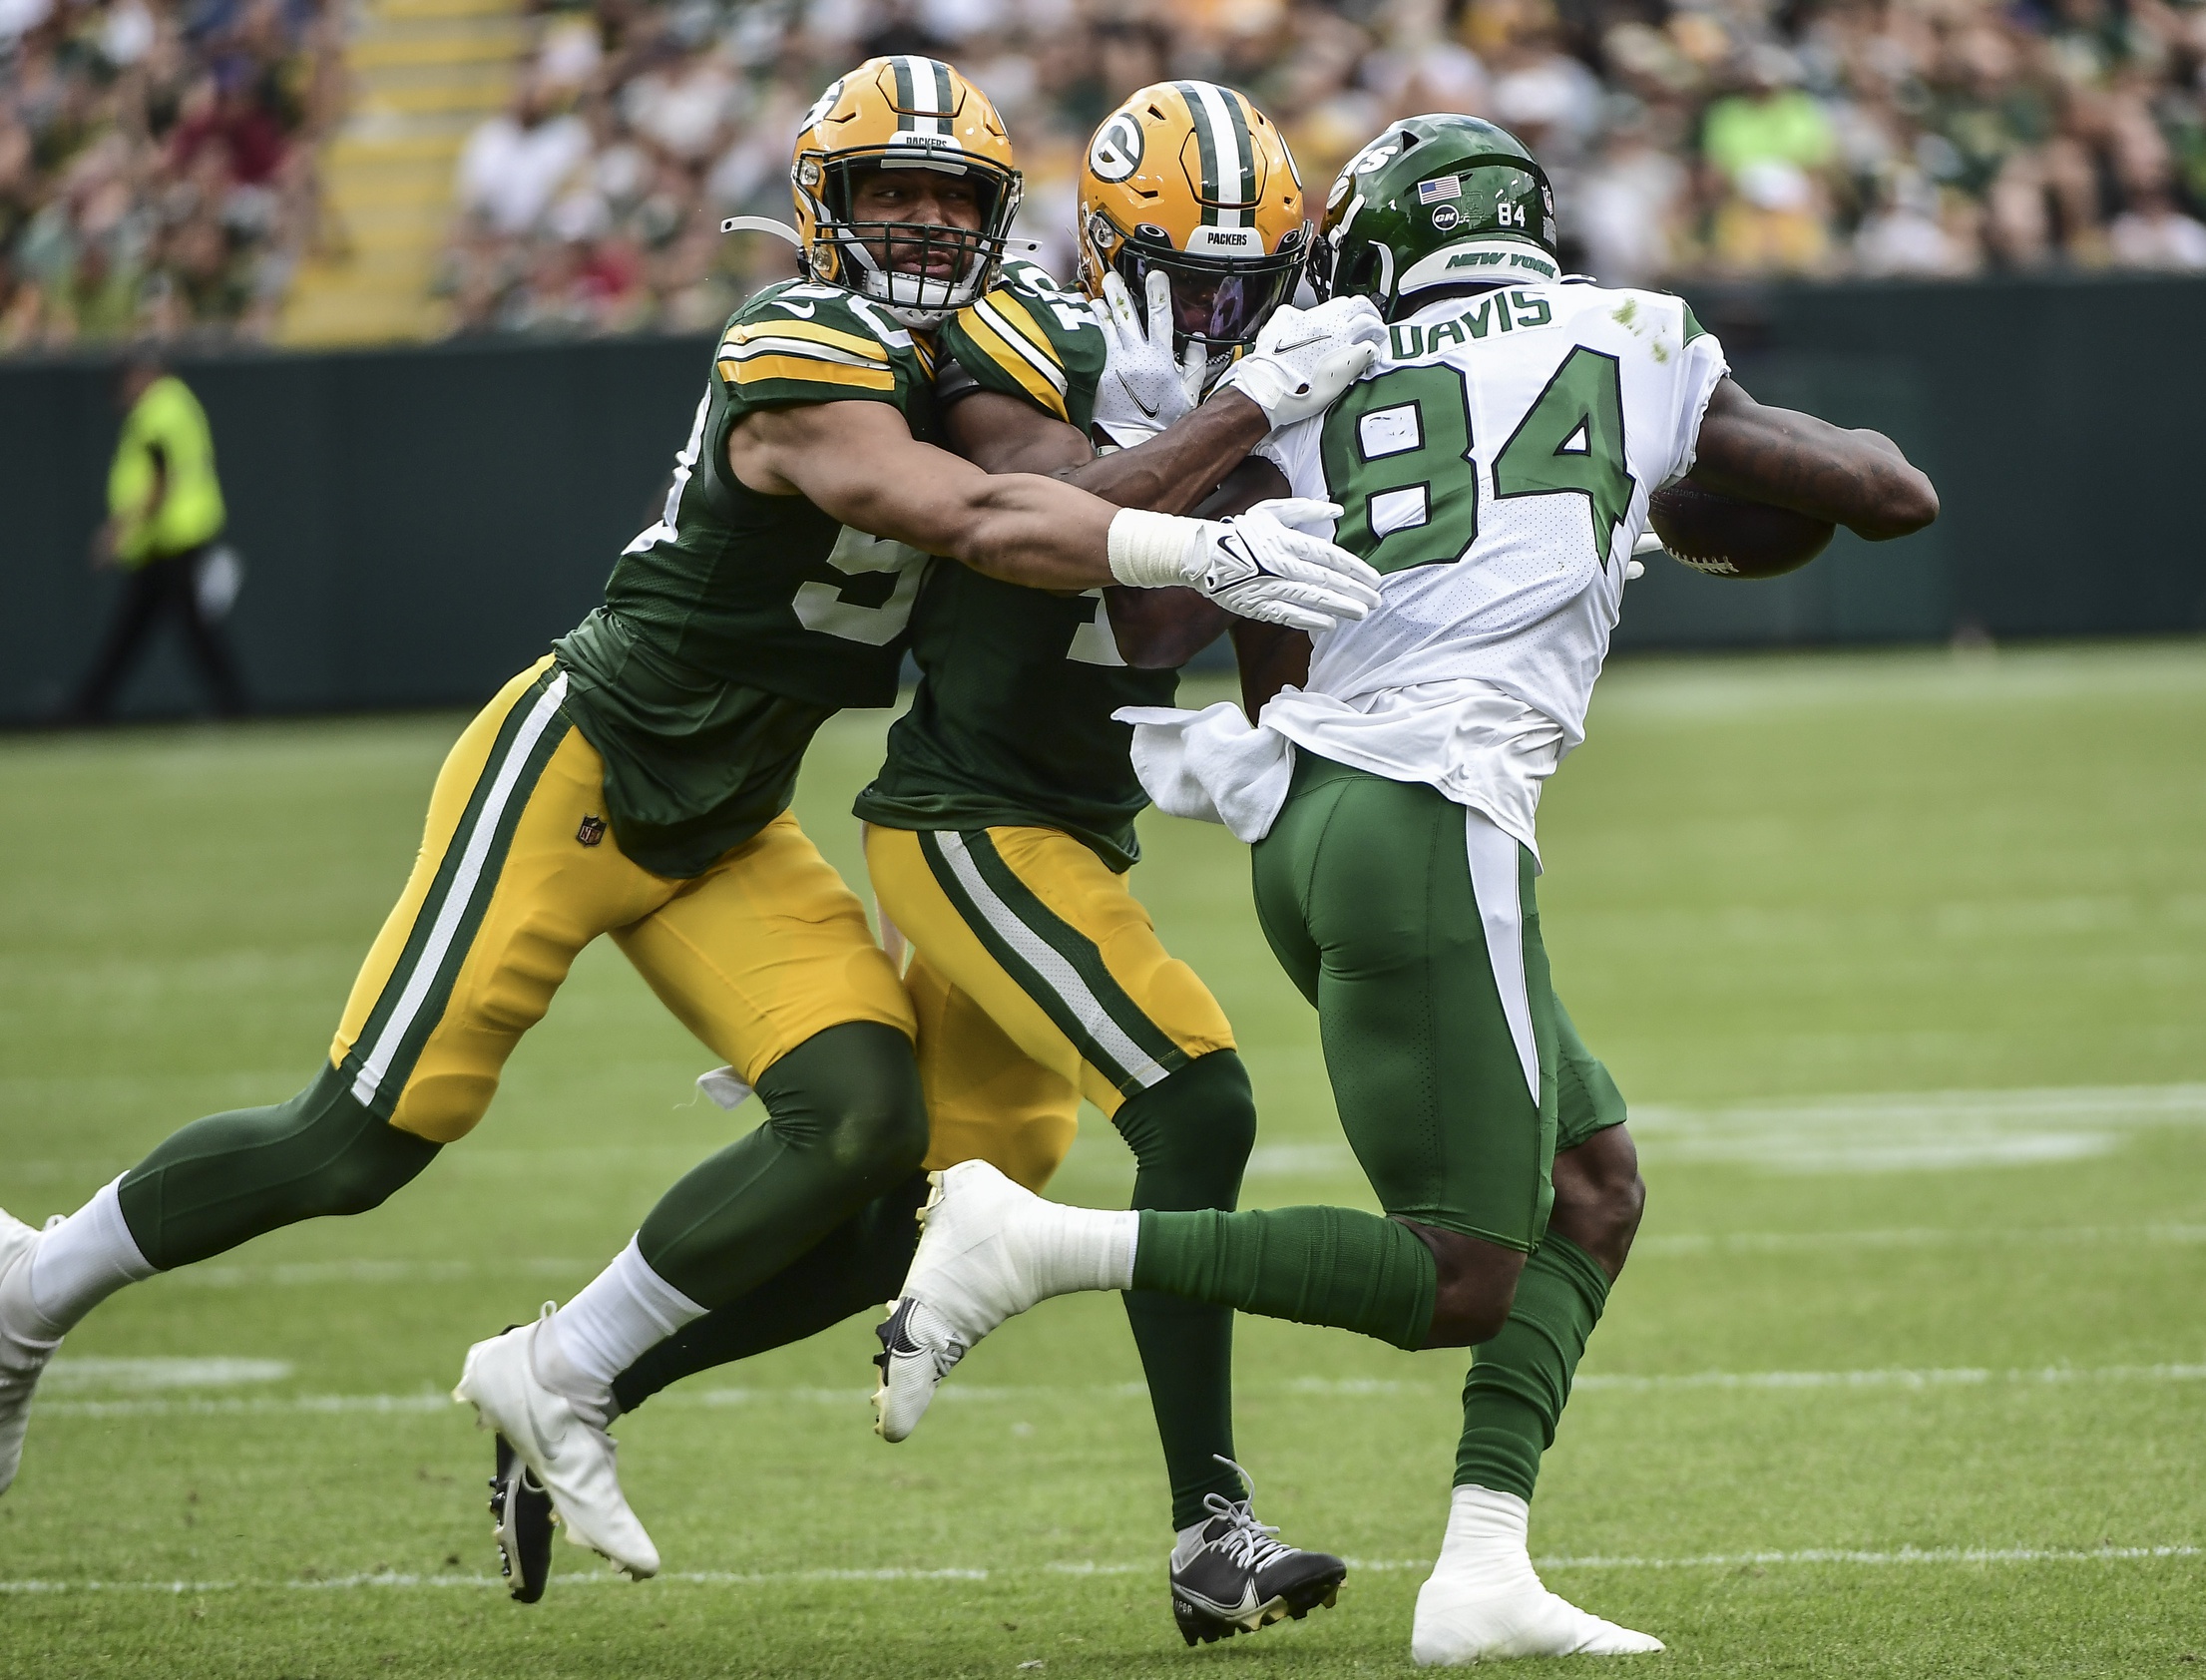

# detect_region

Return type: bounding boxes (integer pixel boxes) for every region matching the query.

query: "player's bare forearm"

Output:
[1061,390,1268,515]
[1103,458,1287,666]
[729,400,1119,589]
[1230,620,1310,720]
[1690,377,1939,541]
[944,387,1269,517]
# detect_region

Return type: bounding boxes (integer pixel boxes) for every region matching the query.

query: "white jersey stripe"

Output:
[933,832,1170,1090]
[1464,804,1540,1105]
[351,673,570,1107]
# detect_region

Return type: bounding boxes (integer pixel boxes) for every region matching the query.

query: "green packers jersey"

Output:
[855,262,1176,873]
[555,280,941,878]
[935,258,1106,434]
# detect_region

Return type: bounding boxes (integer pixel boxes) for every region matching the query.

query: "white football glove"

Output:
[1215,294,1388,428]
[1106,498,1381,633]
[1091,269,1205,441]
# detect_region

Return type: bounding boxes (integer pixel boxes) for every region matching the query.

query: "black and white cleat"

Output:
[1168,1459,1347,1647]
[489,1432,556,1603]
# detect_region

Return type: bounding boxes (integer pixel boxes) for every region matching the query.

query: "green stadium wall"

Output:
[2,273,2200,724]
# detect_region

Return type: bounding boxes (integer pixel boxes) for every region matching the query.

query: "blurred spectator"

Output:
[26,0,2201,354]
[0,0,341,354]
[64,351,247,722]
[2108,179,2206,267]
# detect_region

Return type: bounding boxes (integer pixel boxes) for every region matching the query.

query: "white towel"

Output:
[1114,701,1296,843]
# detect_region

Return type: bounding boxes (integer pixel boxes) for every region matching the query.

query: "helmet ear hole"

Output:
[1343,246,1382,296]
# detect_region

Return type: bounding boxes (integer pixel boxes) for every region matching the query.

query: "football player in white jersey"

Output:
[866,115,1937,1664]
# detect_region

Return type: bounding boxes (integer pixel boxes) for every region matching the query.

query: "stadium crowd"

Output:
[437,0,2206,336]
[0,0,344,350]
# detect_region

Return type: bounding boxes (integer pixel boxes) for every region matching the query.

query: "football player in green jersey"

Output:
[0,55,1388,1573]
[556,83,1359,1644]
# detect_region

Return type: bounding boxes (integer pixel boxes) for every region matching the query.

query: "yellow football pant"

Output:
[331,658,913,1142]
[863,823,1234,1191]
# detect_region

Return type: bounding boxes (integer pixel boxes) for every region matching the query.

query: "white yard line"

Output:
[37,1362,2206,1419]
[4,1545,2194,1596]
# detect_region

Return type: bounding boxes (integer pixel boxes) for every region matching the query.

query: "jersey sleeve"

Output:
[1660,299,1730,488]
[1252,412,1326,502]
[715,287,910,418]
[940,260,1106,432]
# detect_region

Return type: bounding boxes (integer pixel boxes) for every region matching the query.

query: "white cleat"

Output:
[0,1211,63,1496]
[872,1161,1055,1444]
[453,1307,659,1581]
[1411,1567,1664,1663]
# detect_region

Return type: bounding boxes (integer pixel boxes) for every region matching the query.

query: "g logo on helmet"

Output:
[1089,113,1143,183]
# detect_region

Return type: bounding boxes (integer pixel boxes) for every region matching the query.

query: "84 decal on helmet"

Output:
[1311,113,1562,319]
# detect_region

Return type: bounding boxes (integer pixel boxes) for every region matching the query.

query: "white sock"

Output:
[28,1177,156,1331]
[1433,1484,1542,1588]
[1172,1519,1211,1564]
[534,1238,704,1422]
[1028,1203,1137,1297]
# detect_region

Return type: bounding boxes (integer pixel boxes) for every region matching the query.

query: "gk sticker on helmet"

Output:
[1089,113,1143,183]
[1430,203,1461,231]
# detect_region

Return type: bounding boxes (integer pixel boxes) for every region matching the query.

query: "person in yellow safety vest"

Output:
[65,354,247,721]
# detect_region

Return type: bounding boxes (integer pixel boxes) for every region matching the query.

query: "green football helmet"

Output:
[1308,114,1560,320]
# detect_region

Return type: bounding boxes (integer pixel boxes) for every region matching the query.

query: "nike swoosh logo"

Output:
[775,301,817,318]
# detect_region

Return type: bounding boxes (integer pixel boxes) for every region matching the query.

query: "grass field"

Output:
[3,641,2204,1679]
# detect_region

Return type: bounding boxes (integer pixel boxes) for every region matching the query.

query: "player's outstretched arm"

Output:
[946,384,1270,517]
[726,400,1380,631]
[1688,377,1939,542]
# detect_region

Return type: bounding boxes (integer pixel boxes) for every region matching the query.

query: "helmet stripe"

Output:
[891,56,917,131]
[1179,81,1250,229]
[1173,81,1220,224]
[930,59,955,132]
[1219,93,1256,215]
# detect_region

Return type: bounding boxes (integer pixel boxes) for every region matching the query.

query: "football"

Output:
[1647,478,1836,579]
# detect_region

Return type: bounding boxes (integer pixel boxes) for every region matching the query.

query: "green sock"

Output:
[1133,1203,1436,1353]
[637,1022,927,1309]
[1111,1050,1257,1527]
[117,1062,440,1270]
[1453,1233,1610,1500]
[611,1170,928,1415]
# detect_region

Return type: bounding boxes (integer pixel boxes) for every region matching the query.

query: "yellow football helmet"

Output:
[1077,81,1307,358]
[789,55,1023,327]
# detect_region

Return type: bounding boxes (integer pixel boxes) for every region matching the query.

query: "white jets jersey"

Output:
[1263,280,1729,753]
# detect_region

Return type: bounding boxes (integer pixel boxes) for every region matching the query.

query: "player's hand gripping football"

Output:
[1215,294,1387,428]
[1091,269,1206,439]
[1106,498,1380,633]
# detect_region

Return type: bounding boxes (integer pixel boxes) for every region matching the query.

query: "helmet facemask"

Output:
[1086,214,1307,382]
[798,147,1023,328]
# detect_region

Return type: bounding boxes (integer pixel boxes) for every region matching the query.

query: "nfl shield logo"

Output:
[576,815,608,847]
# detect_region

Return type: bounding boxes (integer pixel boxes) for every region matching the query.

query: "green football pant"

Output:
[611,1051,1258,1532]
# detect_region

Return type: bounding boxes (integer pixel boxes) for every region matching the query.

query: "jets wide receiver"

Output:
[479,82,1368,1646]
[868,115,1939,1664]
[0,57,1387,1545]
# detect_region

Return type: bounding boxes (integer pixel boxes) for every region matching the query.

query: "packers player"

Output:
[483,83,1363,1643]
[0,57,1388,1561]
[871,114,1939,1663]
